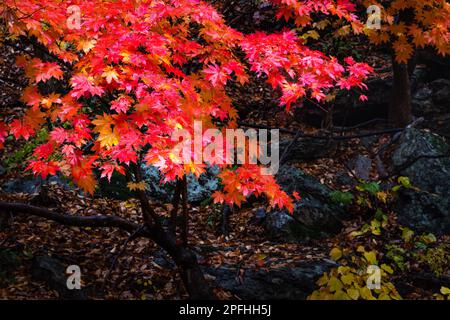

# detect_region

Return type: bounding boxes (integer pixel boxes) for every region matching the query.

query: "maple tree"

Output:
[270,0,449,126]
[362,0,450,126]
[0,0,372,298]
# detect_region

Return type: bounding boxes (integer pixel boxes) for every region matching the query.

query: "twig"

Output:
[384,153,450,180]
[279,130,302,165]
[333,118,388,132]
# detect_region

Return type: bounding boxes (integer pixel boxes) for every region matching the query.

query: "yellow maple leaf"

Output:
[77,39,97,53]
[93,114,119,148]
[102,66,119,84]
[97,128,120,149]
[127,181,147,191]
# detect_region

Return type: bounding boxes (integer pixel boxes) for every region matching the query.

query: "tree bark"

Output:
[180,176,188,246]
[390,57,413,127]
[169,179,182,235]
[140,217,214,299]
[220,204,231,236]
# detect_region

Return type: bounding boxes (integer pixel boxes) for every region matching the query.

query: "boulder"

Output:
[142,165,219,204]
[392,129,450,235]
[31,256,87,300]
[430,78,450,107]
[205,259,336,300]
[264,165,346,242]
[412,78,450,116]
[279,138,336,161]
[1,175,69,195]
[348,155,372,181]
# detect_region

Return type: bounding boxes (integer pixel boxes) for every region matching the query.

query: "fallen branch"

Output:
[0,201,142,234]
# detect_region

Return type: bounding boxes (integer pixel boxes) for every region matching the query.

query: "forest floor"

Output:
[1,88,449,299]
[1,12,449,300]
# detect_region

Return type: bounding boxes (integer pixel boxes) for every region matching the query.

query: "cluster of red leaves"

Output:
[270,0,363,29]
[241,31,373,109]
[0,0,372,212]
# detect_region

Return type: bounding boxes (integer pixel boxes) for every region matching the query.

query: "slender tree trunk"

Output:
[181,176,188,246]
[131,165,213,299]
[173,247,214,299]
[390,8,416,128]
[390,57,413,127]
[148,222,214,299]
[169,179,182,235]
[220,204,231,236]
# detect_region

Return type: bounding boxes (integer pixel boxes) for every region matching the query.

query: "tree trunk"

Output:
[173,247,214,300]
[219,204,231,236]
[148,224,214,299]
[390,57,413,127]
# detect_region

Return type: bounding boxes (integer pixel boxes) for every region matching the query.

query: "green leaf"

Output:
[347,288,360,300]
[421,233,437,244]
[440,286,450,295]
[329,276,344,292]
[317,274,329,286]
[401,227,414,242]
[364,251,377,265]
[360,287,376,300]
[330,191,354,206]
[334,290,351,300]
[398,176,411,188]
[381,264,394,274]
[341,274,354,285]
[357,182,380,195]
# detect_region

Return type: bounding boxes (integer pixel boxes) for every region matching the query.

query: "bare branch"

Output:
[0,201,142,234]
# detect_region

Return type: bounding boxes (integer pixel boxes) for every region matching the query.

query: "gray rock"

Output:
[0,165,5,176]
[265,165,346,242]
[430,79,450,107]
[412,79,450,116]
[392,129,450,235]
[31,256,87,300]
[205,259,337,300]
[2,177,42,194]
[152,250,176,269]
[142,165,219,204]
[279,138,336,161]
[1,175,69,195]
[348,155,372,181]
[249,207,266,225]
[336,172,355,186]
[361,136,378,149]
[412,98,436,117]
[413,85,433,101]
